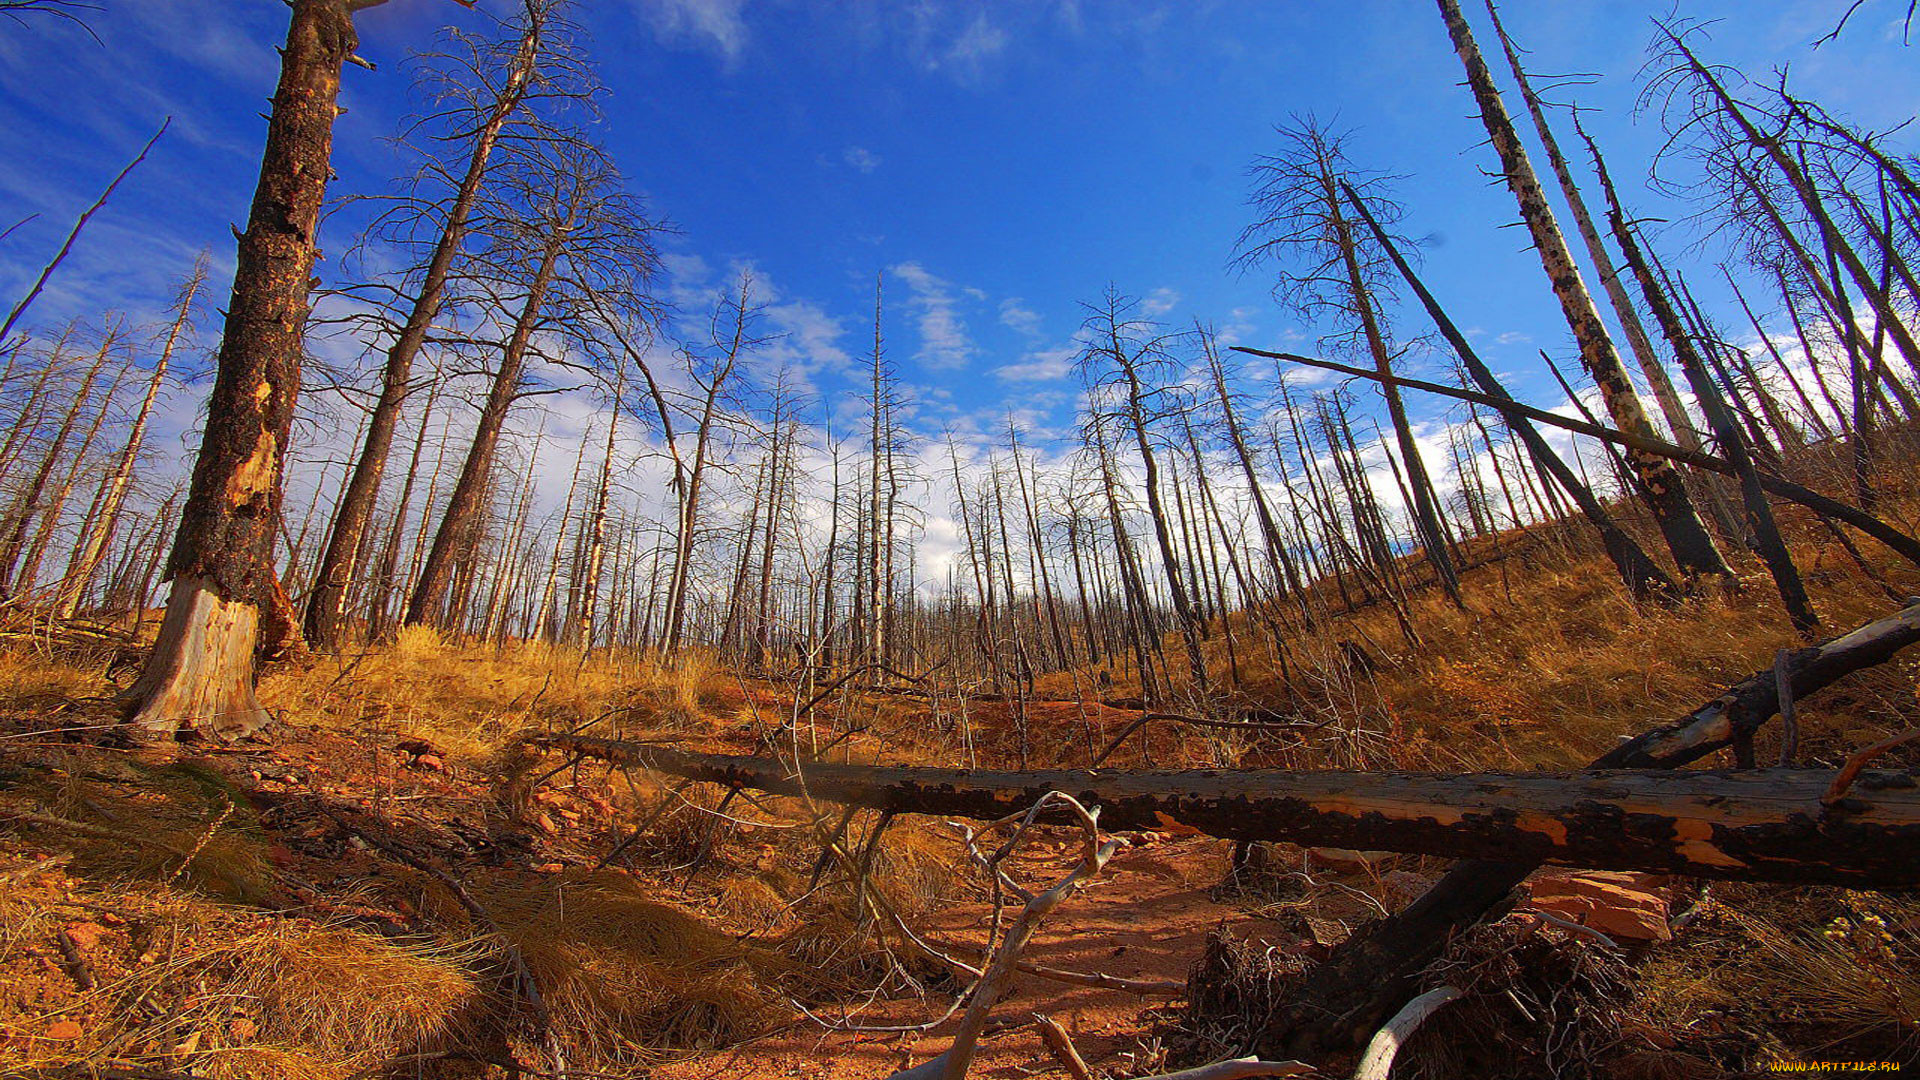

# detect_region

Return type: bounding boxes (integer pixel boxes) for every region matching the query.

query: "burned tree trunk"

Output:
[1435,0,1731,585]
[532,734,1920,890]
[123,0,367,739]
[1254,598,1920,1063]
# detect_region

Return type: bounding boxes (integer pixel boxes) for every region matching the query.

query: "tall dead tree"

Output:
[124,0,403,738]
[1339,186,1677,601]
[405,134,656,630]
[1078,289,1210,695]
[52,257,205,621]
[0,327,116,600]
[1589,142,1820,634]
[1435,0,1732,586]
[1239,119,1463,607]
[305,0,559,650]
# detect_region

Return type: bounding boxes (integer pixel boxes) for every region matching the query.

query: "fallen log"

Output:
[527,734,1920,890]
[1256,598,1920,1062]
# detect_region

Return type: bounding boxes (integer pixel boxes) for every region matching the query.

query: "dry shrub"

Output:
[1398,919,1639,1080]
[224,925,482,1057]
[1168,924,1305,1064]
[259,628,646,764]
[1637,887,1920,1066]
[471,870,783,1064]
[868,822,958,917]
[0,649,98,714]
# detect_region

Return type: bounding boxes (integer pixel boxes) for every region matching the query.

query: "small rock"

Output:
[1525,871,1671,942]
[411,753,444,772]
[61,921,105,949]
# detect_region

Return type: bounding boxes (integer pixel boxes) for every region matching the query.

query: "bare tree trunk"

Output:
[1437,0,1731,584]
[1596,159,1820,635]
[54,258,205,621]
[406,210,572,628]
[1341,186,1678,600]
[0,329,116,600]
[125,0,364,738]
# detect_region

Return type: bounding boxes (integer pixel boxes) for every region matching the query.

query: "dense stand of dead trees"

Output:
[0,2,1913,747]
[2,2,1920,1077]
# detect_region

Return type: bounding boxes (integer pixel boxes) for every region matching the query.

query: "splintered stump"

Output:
[531,735,1920,890]
[121,575,272,739]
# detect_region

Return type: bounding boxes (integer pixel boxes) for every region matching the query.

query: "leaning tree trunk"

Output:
[1482,2,1702,452]
[124,0,361,739]
[1436,0,1731,586]
[54,258,205,622]
[405,219,569,630]
[303,6,543,652]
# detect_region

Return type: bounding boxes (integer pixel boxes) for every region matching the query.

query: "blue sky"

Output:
[0,0,1916,509]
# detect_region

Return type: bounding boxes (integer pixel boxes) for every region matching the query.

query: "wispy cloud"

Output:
[1142,286,1181,317]
[998,297,1042,337]
[890,261,974,370]
[942,12,1009,75]
[842,145,882,174]
[993,344,1076,382]
[633,0,751,60]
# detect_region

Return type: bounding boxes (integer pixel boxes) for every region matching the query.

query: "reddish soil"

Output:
[656,832,1277,1080]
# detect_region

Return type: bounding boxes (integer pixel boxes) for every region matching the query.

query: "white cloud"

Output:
[889,261,974,370]
[842,146,882,173]
[998,297,1042,337]
[1495,330,1532,346]
[634,0,751,60]
[942,12,1009,74]
[993,344,1076,382]
[765,298,853,378]
[1142,286,1181,317]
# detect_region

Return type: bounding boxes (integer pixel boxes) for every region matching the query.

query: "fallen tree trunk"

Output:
[530,734,1920,890]
[1255,598,1920,1063]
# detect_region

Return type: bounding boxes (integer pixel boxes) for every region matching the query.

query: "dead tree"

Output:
[1435,0,1733,585]
[1239,118,1462,606]
[52,257,205,622]
[0,326,116,600]
[1249,596,1920,1063]
[123,0,401,738]
[1590,136,1820,635]
[1078,290,1210,695]
[305,0,562,650]
[405,134,657,630]
[1481,2,1704,453]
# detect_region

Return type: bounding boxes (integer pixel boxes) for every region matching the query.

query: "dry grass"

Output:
[0,879,481,1079]
[462,870,786,1065]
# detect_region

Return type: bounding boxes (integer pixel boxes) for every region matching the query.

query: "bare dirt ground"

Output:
[656,832,1275,1080]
